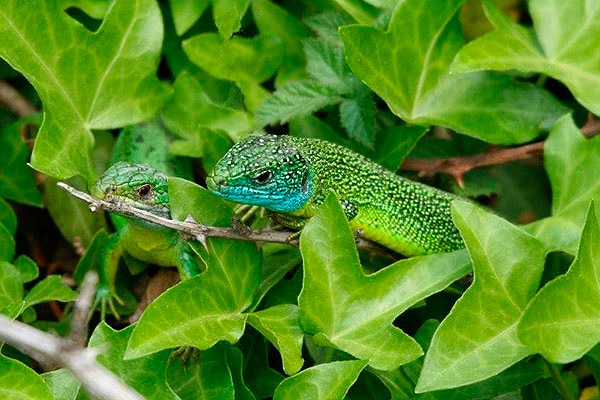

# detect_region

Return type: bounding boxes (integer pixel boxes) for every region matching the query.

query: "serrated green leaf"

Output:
[304,38,353,94]
[162,71,253,142]
[0,198,16,236]
[273,360,367,400]
[298,193,471,370]
[416,201,545,392]
[339,92,375,148]
[0,0,169,181]
[212,0,250,39]
[519,203,600,363]
[126,238,262,359]
[451,0,600,115]
[13,255,39,283]
[340,0,567,145]
[42,370,80,400]
[169,0,209,36]
[256,80,342,127]
[251,0,310,85]
[166,342,235,400]
[87,322,180,400]
[23,275,77,309]
[305,12,354,44]
[248,304,304,375]
[0,261,22,314]
[0,116,42,206]
[0,355,53,400]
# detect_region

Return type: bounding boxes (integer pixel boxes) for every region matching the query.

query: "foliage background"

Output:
[1,0,600,399]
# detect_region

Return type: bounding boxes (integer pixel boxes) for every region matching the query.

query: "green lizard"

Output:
[87,122,202,317]
[206,135,464,256]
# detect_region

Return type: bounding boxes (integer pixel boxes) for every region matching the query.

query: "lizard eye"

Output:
[254,170,273,184]
[137,184,153,198]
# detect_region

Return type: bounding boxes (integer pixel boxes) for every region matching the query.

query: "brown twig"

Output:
[401,118,600,187]
[0,272,145,400]
[56,182,395,259]
[0,80,36,116]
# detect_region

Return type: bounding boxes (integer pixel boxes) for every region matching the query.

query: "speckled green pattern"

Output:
[208,135,464,256]
[290,137,463,255]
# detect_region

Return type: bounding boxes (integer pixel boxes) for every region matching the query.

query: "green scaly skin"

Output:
[207,135,464,256]
[89,123,201,318]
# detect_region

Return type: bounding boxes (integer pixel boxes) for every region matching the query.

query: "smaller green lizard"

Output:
[207,135,464,256]
[87,123,201,317]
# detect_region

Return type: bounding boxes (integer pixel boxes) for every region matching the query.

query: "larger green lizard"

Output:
[86,122,202,317]
[206,135,464,256]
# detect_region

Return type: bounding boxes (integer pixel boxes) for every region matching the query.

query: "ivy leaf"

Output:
[183,33,283,110]
[273,360,367,400]
[0,222,15,263]
[247,304,304,375]
[0,0,169,181]
[13,255,39,283]
[251,0,310,85]
[0,356,53,400]
[212,0,250,39]
[0,262,23,314]
[525,114,600,254]
[340,0,567,145]
[22,275,77,309]
[298,193,472,370]
[416,201,546,392]
[42,370,80,400]
[87,322,180,400]
[125,238,262,359]
[256,80,341,127]
[519,203,600,363]
[373,126,427,171]
[0,116,42,206]
[162,71,253,142]
[451,0,600,115]
[169,0,209,36]
[0,198,17,236]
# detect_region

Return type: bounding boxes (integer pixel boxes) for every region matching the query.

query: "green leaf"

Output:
[239,330,285,398]
[251,0,310,85]
[0,262,23,314]
[228,346,257,400]
[170,129,232,173]
[373,126,427,171]
[340,0,567,145]
[42,370,80,400]
[87,322,180,400]
[451,0,600,115]
[13,255,39,283]
[304,38,354,94]
[0,0,169,181]
[0,355,53,400]
[0,116,42,206]
[330,0,379,25]
[305,12,354,44]
[0,198,17,236]
[126,238,262,359]
[162,71,253,142]
[169,0,209,35]
[273,360,367,400]
[298,193,472,370]
[256,80,342,127]
[166,342,235,400]
[247,304,304,375]
[339,92,375,148]
[212,0,250,39]
[416,201,546,392]
[23,275,77,309]
[526,114,600,254]
[168,177,233,226]
[0,222,15,263]
[519,203,600,363]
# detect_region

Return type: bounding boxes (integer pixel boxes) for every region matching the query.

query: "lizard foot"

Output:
[94,285,125,320]
[171,346,200,368]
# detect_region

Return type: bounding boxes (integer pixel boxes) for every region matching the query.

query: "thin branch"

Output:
[0,285,145,400]
[401,118,600,186]
[56,182,395,259]
[0,80,36,116]
[68,271,98,348]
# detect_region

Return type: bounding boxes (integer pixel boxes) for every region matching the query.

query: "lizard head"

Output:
[206,135,314,212]
[91,162,170,218]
